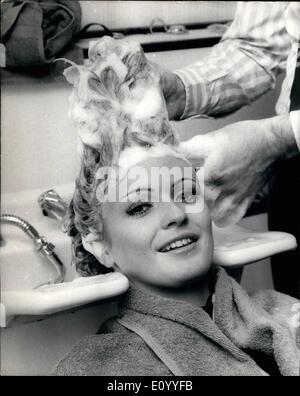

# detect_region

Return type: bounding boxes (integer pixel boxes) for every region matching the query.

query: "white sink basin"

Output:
[0,184,129,324]
[213,224,297,267]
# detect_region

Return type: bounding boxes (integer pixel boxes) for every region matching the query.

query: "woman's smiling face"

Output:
[102,154,213,288]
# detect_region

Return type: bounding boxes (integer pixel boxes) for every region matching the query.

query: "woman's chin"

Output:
[156,241,212,282]
[154,259,212,288]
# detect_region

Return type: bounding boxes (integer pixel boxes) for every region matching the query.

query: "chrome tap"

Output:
[0,214,65,283]
[38,189,68,222]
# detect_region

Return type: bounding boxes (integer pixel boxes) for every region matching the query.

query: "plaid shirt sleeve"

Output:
[175,1,292,118]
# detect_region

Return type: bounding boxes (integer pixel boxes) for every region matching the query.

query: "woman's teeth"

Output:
[160,238,195,253]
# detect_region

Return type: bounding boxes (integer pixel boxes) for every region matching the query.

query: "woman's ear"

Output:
[82,235,114,268]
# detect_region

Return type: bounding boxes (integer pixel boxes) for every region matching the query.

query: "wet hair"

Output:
[63,36,179,275]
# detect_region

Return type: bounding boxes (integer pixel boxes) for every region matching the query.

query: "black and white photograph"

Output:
[1,0,299,378]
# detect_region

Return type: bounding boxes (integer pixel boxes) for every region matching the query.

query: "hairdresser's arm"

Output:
[180,112,300,226]
[162,2,291,120]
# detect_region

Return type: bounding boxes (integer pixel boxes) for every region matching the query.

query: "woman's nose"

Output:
[160,202,187,229]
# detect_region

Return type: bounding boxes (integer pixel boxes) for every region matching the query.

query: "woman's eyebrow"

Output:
[121,175,197,201]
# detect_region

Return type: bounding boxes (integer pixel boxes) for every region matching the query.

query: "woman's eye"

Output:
[126,202,153,217]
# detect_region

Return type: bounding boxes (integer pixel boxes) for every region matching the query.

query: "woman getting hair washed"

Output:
[53,37,299,376]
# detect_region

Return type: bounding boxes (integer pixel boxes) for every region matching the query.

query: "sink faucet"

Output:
[38,189,68,222]
[0,214,65,283]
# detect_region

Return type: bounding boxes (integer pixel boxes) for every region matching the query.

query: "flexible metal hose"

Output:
[1,214,40,240]
[0,214,65,283]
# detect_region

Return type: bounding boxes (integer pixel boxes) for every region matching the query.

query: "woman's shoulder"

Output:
[216,266,299,315]
[249,288,299,340]
[215,268,299,344]
[250,288,299,314]
[52,328,137,376]
[52,318,171,376]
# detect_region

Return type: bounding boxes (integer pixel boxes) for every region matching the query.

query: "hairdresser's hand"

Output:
[147,58,186,119]
[180,114,298,227]
[159,69,186,120]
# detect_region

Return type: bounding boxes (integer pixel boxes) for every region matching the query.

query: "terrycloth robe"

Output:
[53,268,299,376]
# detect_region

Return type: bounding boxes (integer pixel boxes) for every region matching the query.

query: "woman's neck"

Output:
[131,274,211,307]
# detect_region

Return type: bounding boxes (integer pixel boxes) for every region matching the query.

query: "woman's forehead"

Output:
[99,154,198,207]
[135,155,192,170]
[118,155,197,199]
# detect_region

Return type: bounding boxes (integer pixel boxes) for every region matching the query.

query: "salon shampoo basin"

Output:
[0,185,129,324]
[213,224,297,267]
[0,184,297,324]
[1,273,129,318]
